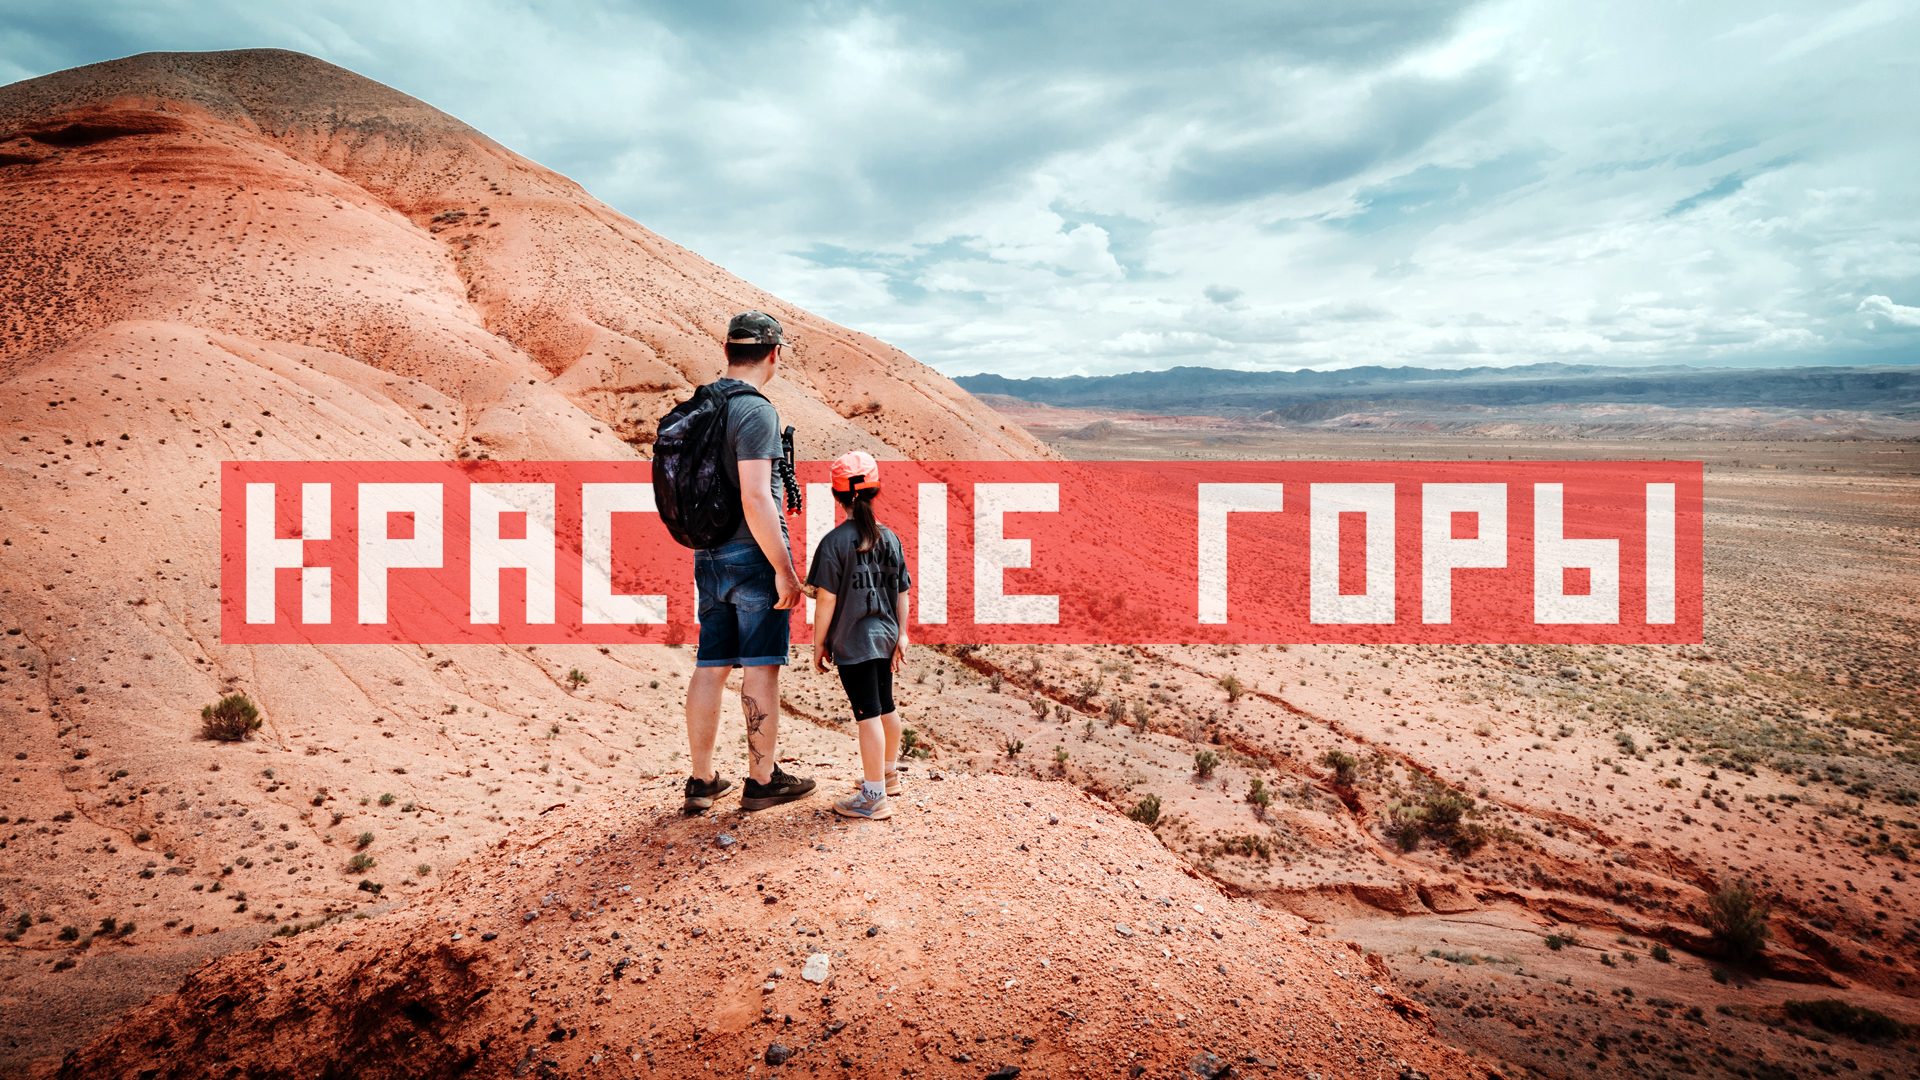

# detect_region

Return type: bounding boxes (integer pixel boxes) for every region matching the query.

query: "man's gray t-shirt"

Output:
[807,523,911,665]
[712,378,786,547]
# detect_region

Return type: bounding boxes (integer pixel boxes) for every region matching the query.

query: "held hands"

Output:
[774,567,803,610]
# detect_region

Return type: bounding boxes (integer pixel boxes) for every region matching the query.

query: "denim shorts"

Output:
[694,539,791,668]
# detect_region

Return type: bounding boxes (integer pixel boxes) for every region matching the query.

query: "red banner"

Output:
[220,460,1702,645]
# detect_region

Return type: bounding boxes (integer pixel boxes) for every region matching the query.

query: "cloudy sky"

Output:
[6,1,1918,376]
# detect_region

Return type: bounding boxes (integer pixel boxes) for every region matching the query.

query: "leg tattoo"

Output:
[742,694,769,773]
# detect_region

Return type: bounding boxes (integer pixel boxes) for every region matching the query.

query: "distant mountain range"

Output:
[956,363,1920,417]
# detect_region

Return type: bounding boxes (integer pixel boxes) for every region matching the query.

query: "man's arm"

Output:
[738,457,801,609]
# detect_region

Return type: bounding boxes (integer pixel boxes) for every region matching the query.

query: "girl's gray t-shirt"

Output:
[807,522,911,665]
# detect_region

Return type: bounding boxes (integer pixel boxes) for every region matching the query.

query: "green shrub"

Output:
[1194,750,1220,779]
[1703,880,1771,961]
[1320,749,1359,786]
[565,668,589,690]
[346,853,375,874]
[1217,675,1245,702]
[1246,777,1272,811]
[1783,999,1910,1042]
[1424,790,1471,829]
[900,727,923,758]
[200,694,261,741]
[1650,943,1672,962]
[1388,788,1485,857]
[1128,794,1162,827]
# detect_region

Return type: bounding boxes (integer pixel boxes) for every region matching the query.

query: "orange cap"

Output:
[830,450,880,493]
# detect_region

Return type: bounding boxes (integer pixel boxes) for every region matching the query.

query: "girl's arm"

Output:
[812,589,838,673]
[891,590,909,673]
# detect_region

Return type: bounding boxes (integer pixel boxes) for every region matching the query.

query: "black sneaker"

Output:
[683,773,732,815]
[740,766,816,811]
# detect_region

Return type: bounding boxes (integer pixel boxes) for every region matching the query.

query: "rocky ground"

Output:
[57,774,1482,1079]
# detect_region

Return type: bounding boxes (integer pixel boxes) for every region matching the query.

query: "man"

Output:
[683,311,816,814]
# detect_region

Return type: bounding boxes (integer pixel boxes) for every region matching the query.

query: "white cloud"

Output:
[11,0,1920,376]
[1857,295,1920,328]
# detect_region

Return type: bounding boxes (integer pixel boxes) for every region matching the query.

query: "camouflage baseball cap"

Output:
[725,310,785,345]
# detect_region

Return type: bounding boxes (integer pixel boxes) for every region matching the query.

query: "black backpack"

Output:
[652,381,767,549]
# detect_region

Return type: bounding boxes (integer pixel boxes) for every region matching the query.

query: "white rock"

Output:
[801,952,831,984]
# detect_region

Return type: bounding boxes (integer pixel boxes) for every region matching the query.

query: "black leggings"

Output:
[837,658,895,721]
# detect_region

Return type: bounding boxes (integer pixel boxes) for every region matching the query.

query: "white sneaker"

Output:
[834,788,893,820]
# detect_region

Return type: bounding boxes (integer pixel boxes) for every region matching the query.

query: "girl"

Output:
[808,451,911,820]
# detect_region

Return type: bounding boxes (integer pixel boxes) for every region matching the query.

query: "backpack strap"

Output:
[714,380,766,403]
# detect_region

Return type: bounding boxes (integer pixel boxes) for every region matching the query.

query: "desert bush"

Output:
[1002,736,1024,759]
[1053,745,1069,773]
[1388,788,1485,856]
[1704,880,1771,960]
[1106,697,1126,728]
[346,853,375,874]
[565,668,589,690]
[1215,833,1272,860]
[1650,943,1672,962]
[1194,750,1220,779]
[1388,802,1428,851]
[1424,790,1471,829]
[1545,932,1576,951]
[1129,794,1162,827]
[1320,749,1359,786]
[354,831,374,850]
[1246,777,1272,811]
[1218,674,1245,703]
[200,694,261,741]
[1073,673,1102,708]
[1783,999,1910,1042]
